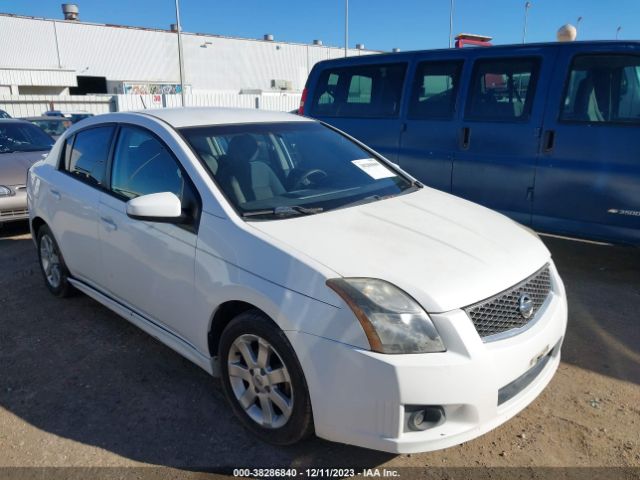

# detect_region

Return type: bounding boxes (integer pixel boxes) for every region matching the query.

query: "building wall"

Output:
[0,14,377,94]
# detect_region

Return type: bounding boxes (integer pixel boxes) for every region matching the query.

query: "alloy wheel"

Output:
[227,334,294,429]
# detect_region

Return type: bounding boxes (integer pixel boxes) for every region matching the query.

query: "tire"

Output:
[36,224,74,298]
[219,310,314,445]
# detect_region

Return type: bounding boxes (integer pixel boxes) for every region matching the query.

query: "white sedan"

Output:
[27,107,567,453]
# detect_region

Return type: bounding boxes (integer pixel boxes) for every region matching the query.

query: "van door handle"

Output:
[100,216,117,232]
[50,189,61,200]
[543,130,555,153]
[460,127,471,150]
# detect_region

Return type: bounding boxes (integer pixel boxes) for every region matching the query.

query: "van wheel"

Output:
[37,225,73,297]
[219,310,314,445]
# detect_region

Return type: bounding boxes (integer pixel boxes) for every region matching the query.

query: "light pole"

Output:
[616,26,622,40]
[344,0,349,57]
[522,2,532,44]
[448,0,454,48]
[174,0,186,106]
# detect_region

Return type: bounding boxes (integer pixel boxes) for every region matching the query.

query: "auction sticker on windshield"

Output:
[351,158,396,180]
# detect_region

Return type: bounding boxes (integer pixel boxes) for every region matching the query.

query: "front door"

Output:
[308,62,407,161]
[452,51,556,225]
[533,46,640,244]
[397,58,465,192]
[98,125,200,341]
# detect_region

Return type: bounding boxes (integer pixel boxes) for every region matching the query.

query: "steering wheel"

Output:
[292,169,328,190]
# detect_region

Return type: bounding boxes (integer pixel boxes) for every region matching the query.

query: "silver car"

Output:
[0,119,54,225]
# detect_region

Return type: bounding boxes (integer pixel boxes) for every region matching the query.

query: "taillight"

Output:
[297,87,308,116]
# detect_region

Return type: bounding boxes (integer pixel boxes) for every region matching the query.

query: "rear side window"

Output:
[561,54,640,124]
[408,61,463,119]
[64,126,115,186]
[466,57,539,121]
[311,63,407,118]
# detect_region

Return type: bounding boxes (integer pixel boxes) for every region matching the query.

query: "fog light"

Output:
[405,406,445,432]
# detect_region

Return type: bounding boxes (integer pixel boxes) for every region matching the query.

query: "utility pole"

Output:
[174,0,186,106]
[448,0,454,48]
[522,2,532,44]
[345,0,349,57]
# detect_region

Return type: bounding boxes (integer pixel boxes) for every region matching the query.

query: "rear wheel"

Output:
[219,310,314,445]
[37,225,73,297]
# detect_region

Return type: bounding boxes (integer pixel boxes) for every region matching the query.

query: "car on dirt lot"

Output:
[0,119,54,225]
[23,116,73,139]
[26,107,567,453]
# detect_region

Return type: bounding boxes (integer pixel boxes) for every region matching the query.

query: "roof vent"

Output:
[264,34,274,41]
[61,3,79,21]
[356,43,365,50]
[170,23,179,32]
[312,39,323,46]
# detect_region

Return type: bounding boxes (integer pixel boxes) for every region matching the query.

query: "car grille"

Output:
[464,264,552,340]
[0,208,28,218]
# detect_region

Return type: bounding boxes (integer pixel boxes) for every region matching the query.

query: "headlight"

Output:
[326,278,445,354]
[0,186,12,197]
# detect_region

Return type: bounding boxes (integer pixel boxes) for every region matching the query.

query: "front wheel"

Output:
[37,224,73,297]
[219,310,314,445]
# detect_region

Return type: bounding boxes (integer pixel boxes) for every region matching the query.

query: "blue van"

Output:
[301,41,640,245]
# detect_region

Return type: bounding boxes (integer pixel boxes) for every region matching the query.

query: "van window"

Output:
[311,63,407,118]
[408,61,463,119]
[466,58,539,121]
[561,54,640,124]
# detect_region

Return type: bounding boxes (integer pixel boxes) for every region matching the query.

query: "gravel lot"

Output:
[0,221,638,478]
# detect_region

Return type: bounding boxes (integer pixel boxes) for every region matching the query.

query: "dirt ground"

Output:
[0,221,638,479]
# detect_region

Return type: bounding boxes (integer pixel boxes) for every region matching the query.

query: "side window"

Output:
[408,61,463,119]
[466,58,539,121]
[111,127,187,201]
[561,54,640,124]
[311,63,407,118]
[64,126,115,186]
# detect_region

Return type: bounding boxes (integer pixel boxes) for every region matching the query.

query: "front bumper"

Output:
[0,187,28,223]
[289,264,568,453]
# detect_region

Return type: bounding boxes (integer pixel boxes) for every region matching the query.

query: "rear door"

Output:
[397,55,465,192]
[452,49,557,225]
[307,61,407,161]
[534,45,640,244]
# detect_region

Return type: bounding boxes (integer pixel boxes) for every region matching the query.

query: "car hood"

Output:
[249,188,551,313]
[0,150,49,186]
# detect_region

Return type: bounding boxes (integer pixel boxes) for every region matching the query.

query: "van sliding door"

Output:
[452,50,557,226]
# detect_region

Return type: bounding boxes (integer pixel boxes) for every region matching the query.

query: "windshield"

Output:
[180,122,416,218]
[0,122,55,153]
[31,119,71,136]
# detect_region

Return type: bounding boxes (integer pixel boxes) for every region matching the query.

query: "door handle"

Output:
[50,189,61,200]
[100,216,117,232]
[542,130,555,153]
[460,127,471,150]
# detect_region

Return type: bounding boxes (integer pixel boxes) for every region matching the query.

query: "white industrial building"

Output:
[0,7,378,97]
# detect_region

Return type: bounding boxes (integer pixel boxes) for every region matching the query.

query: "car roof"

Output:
[134,107,314,128]
[0,118,32,124]
[22,116,68,121]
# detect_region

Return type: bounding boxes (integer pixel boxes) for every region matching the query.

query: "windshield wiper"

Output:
[242,205,324,218]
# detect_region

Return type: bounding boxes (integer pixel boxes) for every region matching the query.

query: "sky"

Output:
[1,0,637,52]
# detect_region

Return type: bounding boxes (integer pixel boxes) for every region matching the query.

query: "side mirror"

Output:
[126,192,183,223]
